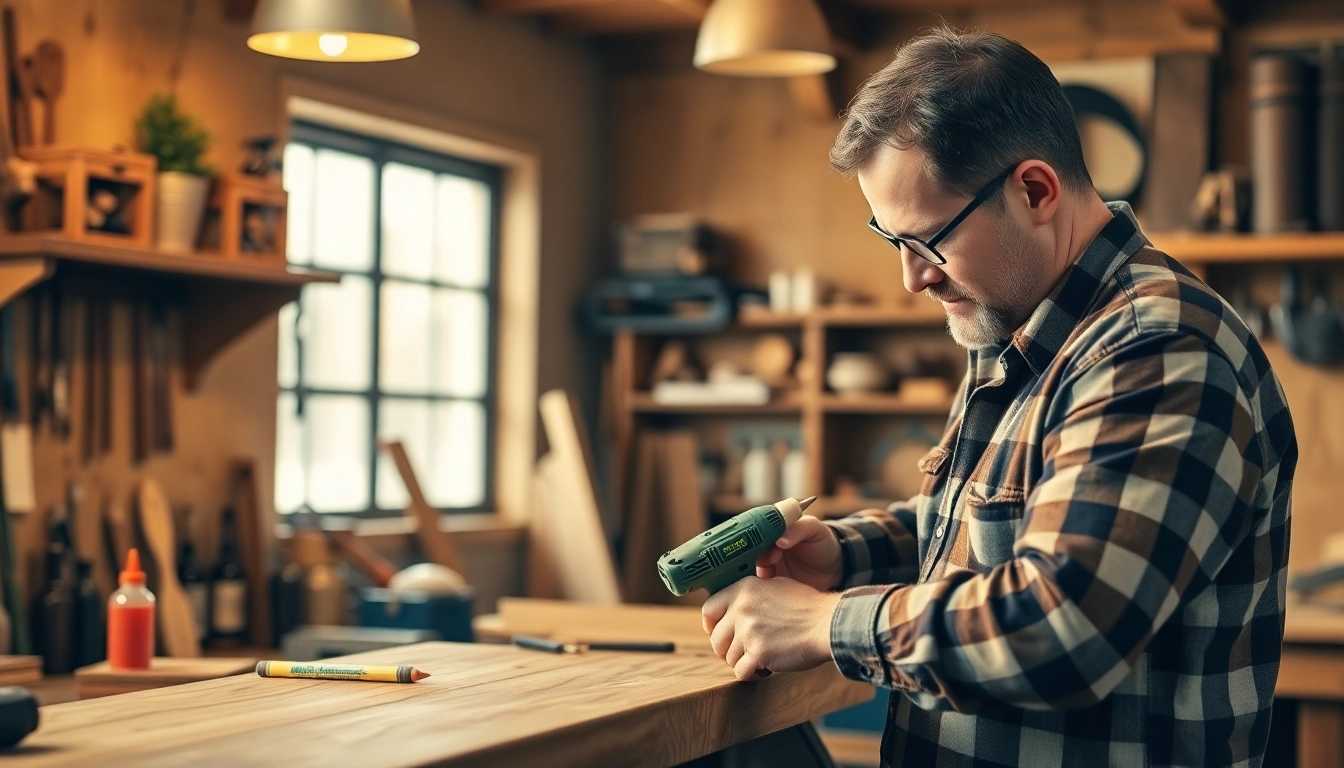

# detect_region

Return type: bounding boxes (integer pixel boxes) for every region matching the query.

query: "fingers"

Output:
[725,636,745,669]
[755,563,775,579]
[709,612,734,660]
[755,547,783,568]
[701,591,729,635]
[734,651,767,682]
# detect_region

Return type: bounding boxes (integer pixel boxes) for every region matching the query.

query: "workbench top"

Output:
[7,641,872,768]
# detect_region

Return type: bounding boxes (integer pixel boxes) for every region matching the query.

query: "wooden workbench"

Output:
[5,641,871,767]
[1281,599,1344,768]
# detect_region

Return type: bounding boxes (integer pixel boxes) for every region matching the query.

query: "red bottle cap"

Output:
[120,548,146,585]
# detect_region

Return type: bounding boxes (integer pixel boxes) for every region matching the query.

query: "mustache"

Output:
[925,284,971,303]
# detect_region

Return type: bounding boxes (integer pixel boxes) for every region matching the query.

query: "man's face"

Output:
[857,143,1046,348]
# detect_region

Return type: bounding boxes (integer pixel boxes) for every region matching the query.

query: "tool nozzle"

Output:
[799,496,817,512]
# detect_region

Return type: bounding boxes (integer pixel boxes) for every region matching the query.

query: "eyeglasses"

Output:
[867,165,1018,266]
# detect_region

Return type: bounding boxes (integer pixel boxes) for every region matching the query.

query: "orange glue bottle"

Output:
[107,548,155,670]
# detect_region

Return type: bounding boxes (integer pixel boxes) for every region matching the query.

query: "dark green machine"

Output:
[657,496,815,596]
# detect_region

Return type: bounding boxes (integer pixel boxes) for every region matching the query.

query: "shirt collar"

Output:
[1006,201,1150,376]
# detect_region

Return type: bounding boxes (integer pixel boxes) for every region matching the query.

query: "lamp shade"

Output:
[693,0,835,77]
[248,0,420,62]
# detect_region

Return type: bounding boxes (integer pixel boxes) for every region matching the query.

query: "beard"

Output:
[927,222,1041,349]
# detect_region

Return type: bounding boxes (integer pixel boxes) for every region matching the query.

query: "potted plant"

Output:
[135,94,212,254]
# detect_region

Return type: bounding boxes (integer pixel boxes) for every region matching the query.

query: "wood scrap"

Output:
[230,460,271,649]
[537,389,621,605]
[136,480,199,658]
[621,432,664,604]
[381,440,469,581]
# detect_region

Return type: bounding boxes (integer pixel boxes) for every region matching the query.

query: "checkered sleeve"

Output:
[830,332,1262,712]
[824,501,921,589]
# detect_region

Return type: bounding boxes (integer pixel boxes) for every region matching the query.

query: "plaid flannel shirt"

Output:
[825,203,1296,768]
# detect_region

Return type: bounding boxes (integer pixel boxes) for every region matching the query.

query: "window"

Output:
[275,122,500,516]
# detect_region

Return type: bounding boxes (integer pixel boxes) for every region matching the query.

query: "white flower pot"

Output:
[155,171,211,254]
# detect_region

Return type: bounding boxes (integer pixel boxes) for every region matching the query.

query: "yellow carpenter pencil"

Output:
[255,660,431,683]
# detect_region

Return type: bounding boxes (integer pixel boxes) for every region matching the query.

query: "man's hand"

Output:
[754,514,844,591]
[701,576,843,682]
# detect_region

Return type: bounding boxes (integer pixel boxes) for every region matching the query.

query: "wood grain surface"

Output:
[9,641,871,768]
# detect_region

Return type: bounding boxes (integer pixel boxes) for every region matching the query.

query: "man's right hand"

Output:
[755,515,843,592]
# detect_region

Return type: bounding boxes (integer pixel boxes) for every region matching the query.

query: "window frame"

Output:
[280,120,503,518]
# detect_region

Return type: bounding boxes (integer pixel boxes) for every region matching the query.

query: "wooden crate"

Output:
[198,173,287,264]
[18,146,157,247]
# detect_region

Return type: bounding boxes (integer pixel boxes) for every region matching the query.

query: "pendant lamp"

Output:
[693,0,836,77]
[248,0,420,62]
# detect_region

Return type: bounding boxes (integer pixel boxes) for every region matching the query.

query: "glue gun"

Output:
[657,496,816,596]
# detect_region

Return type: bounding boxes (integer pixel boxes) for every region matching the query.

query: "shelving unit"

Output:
[0,235,338,387]
[1147,231,1344,263]
[610,303,959,542]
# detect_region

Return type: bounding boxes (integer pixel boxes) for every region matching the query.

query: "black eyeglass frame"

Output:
[867,164,1018,265]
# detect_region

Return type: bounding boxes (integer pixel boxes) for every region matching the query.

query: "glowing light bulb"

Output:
[317,34,348,57]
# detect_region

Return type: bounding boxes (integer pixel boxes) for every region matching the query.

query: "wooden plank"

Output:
[525,454,564,600]
[12,641,872,768]
[1142,54,1213,233]
[0,236,338,287]
[1147,232,1344,262]
[659,430,707,550]
[1162,0,1227,26]
[74,656,257,699]
[496,597,708,649]
[622,431,665,603]
[1285,601,1344,646]
[538,389,622,605]
[0,654,41,685]
[137,479,200,658]
[382,440,470,580]
[1299,702,1344,768]
[631,392,803,414]
[229,460,272,650]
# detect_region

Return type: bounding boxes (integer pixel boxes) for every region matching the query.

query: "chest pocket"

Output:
[959,484,1026,572]
[917,446,951,498]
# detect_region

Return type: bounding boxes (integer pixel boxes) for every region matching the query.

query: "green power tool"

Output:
[657,496,816,596]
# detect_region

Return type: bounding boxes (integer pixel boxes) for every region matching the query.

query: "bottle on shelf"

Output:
[107,548,154,670]
[269,548,305,648]
[293,529,346,626]
[780,439,806,501]
[742,438,778,504]
[209,506,249,646]
[35,543,73,675]
[73,559,103,667]
[177,507,209,644]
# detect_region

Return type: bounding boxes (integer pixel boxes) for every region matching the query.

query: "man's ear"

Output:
[1015,160,1060,225]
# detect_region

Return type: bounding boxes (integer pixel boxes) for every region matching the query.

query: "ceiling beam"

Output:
[1162,0,1227,27]
[481,0,706,21]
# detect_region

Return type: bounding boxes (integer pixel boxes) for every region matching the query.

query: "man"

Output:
[700,26,1297,768]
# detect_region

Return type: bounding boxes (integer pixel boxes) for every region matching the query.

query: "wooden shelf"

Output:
[709,495,893,518]
[738,304,948,329]
[631,391,803,414]
[1147,231,1344,263]
[0,235,339,387]
[821,394,953,414]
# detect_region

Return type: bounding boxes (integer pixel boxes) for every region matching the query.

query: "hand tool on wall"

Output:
[130,303,149,462]
[149,303,172,452]
[95,300,111,455]
[658,496,816,597]
[137,479,200,657]
[1,8,28,151]
[0,305,35,516]
[30,288,50,433]
[229,460,270,647]
[31,40,60,146]
[102,493,133,571]
[81,297,95,463]
[50,282,70,440]
[0,478,27,653]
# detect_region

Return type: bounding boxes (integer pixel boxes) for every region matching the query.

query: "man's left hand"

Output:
[701,576,843,681]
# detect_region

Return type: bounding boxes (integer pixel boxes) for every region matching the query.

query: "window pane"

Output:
[277,301,298,389]
[427,401,485,508]
[382,163,435,280]
[313,149,375,271]
[282,143,314,266]
[375,399,432,510]
[434,289,487,397]
[435,175,491,287]
[307,395,370,512]
[303,276,373,390]
[275,393,304,513]
[379,281,431,393]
